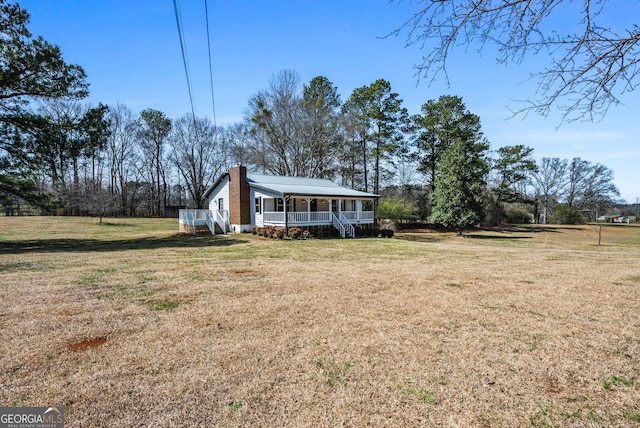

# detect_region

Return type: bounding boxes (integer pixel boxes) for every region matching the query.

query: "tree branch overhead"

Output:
[390,0,640,122]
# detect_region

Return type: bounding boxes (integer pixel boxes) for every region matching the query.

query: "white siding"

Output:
[208,175,230,212]
[253,188,280,228]
[251,188,263,228]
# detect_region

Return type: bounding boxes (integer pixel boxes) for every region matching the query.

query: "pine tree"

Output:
[429,138,489,234]
[0,0,88,207]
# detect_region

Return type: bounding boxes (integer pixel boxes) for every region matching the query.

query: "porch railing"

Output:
[179,209,209,224]
[263,210,373,225]
[205,210,215,235]
[179,209,228,235]
[179,209,211,235]
[341,211,374,221]
[214,210,229,233]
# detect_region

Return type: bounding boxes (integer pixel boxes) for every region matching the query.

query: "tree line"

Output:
[0,1,622,227]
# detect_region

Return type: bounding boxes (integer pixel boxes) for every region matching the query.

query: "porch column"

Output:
[306,198,311,222]
[284,195,289,234]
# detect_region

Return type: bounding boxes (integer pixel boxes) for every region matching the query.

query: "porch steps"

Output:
[332,213,355,238]
[339,213,356,238]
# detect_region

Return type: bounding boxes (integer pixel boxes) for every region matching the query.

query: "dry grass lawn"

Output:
[1,217,639,427]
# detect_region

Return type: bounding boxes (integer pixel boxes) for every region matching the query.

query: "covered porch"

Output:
[256,196,375,231]
[263,210,375,225]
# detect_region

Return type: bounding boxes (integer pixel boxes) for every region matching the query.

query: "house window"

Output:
[218,198,224,210]
[275,198,292,212]
[255,197,262,214]
[350,200,356,211]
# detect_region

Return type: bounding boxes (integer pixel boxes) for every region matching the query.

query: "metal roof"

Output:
[247,174,378,198]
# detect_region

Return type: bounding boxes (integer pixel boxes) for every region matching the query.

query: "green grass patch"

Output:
[445,282,465,289]
[621,409,640,422]
[313,357,355,387]
[529,402,560,427]
[148,299,182,311]
[0,261,48,273]
[79,266,119,287]
[397,380,438,404]
[603,374,633,390]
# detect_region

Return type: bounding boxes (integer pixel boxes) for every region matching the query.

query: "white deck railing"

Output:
[342,211,374,221]
[263,210,374,226]
[205,210,215,235]
[179,209,228,234]
[179,209,209,225]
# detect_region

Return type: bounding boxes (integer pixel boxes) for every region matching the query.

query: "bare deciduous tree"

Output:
[565,157,619,211]
[529,156,619,223]
[529,157,568,223]
[170,115,228,209]
[106,104,140,216]
[391,0,640,122]
[247,70,304,176]
[247,70,344,178]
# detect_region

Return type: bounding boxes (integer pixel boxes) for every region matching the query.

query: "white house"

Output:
[179,165,378,238]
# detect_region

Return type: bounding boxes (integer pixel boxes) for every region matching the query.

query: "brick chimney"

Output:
[229,165,251,230]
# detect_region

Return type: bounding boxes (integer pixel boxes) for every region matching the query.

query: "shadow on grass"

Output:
[0,235,248,254]
[395,234,445,243]
[96,222,139,227]
[486,225,571,233]
[465,234,532,240]
[465,224,587,239]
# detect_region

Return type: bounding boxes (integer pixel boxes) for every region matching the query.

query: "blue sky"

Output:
[19,0,639,203]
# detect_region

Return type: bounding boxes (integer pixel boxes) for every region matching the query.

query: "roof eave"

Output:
[203,172,230,200]
[250,183,378,199]
[283,192,379,198]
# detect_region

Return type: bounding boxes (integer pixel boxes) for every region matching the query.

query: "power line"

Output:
[172,0,197,124]
[204,0,218,139]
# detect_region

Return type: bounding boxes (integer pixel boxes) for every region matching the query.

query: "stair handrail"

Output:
[205,210,215,235]
[339,213,356,238]
[331,212,346,238]
[215,210,229,234]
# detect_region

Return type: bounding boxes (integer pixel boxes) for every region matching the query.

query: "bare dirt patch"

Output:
[232,269,257,274]
[68,337,107,352]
